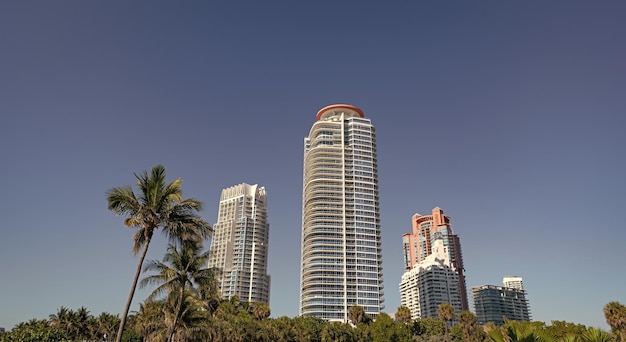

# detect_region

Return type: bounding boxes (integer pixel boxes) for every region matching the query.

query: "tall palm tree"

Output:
[134,300,166,339]
[96,312,120,341]
[140,241,217,342]
[49,306,78,339]
[604,301,626,342]
[74,306,91,341]
[167,291,210,342]
[395,305,412,323]
[438,303,455,342]
[107,165,211,342]
[457,310,479,342]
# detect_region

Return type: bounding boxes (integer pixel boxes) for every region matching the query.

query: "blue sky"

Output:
[1,1,625,330]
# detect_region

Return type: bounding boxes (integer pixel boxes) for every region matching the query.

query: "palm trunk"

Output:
[115,233,153,342]
[166,284,186,342]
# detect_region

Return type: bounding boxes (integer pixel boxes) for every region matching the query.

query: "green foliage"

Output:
[3,306,621,342]
[455,310,484,342]
[485,321,557,342]
[348,305,366,325]
[369,312,412,342]
[0,319,69,342]
[252,302,271,320]
[438,303,456,342]
[107,165,211,342]
[450,325,463,342]
[582,327,616,342]
[482,320,616,342]
[96,311,121,341]
[139,240,217,341]
[395,305,412,323]
[121,328,142,342]
[604,301,626,342]
[292,316,325,342]
[413,317,446,337]
[546,320,588,339]
[321,321,356,342]
[438,303,456,322]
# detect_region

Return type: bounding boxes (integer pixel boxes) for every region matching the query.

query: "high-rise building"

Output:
[299,104,384,322]
[400,239,463,320]
[208,183,270,304]
[472,277,531,325]
[401,207,468,311]
[503,276,524,291]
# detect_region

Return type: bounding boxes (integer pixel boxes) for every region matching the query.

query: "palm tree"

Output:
[107,165,211,342]
[74,306,91,341]
[214,295,245,319]
[604,301,626,342]
[348,305,366,325]
[96,312,120,341]
[49,306,78,339]
[321,321,355,342]
[134,300,166,339]
[485,323,556,342]
[140,241,217,342]
[165,291,210,342]
[252,302,271,320]
[438,303,455,342]
[582,327,615,342]
[395,305,412,323]
[457,310,479,342]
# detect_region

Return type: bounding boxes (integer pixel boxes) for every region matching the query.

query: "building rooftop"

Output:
[316,104,364,121]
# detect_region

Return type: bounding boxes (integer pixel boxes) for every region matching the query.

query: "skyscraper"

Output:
[299,104,384,322]
[400,239,463,320]
[208,183,270,304]
[401,207,468,312]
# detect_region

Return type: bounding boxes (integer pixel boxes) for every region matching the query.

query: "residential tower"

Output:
[299,104,384,321]
[208,183,270,304]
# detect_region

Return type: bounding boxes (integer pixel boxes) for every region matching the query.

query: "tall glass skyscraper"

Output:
[208,183,270,304]
[299,104,384,321]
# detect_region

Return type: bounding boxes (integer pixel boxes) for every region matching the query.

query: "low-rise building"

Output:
[472,276,531,325]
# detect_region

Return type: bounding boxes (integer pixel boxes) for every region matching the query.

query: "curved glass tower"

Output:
[299,104,384,321]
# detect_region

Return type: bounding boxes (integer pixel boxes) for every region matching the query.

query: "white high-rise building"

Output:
[503,276,524,291]
[299,104,384,322]
[400,239,463,320]
[208,183,270,304]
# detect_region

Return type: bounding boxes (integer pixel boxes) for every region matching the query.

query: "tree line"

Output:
[1,301,625,342]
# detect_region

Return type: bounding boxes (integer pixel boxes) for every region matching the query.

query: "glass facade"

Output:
[472,284,531,325]
[300,105,384,322]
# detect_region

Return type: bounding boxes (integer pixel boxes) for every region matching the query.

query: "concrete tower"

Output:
[299,104,384,321]
[401,207,469,313]
[400,239,463,320]
[208,183,270,304]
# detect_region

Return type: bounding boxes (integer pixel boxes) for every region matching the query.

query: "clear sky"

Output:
[1,0,625,331]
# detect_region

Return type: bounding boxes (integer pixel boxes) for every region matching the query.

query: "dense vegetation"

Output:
[1,302,625,342]
[2,166,625,341]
